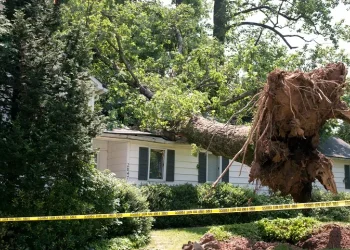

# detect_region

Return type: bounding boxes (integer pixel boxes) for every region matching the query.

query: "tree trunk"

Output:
[213,0,228,43]
[179,63,349,203]
[181,115,253,163]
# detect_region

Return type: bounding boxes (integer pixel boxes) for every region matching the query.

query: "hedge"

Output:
[141,183,350,229]
[141,183,298,228]
[0,171,152,249]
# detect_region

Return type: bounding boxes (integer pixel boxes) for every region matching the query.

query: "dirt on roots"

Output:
[297,224,350,250]
[246,63,349,202]
[182,224,350,250]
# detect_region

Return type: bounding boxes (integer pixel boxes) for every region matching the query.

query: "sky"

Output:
[162,0,350,55]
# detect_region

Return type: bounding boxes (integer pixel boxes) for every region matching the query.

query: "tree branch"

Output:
[235,22,297,49]
[205,88,260,111]
[283,34,315,43]
[174,26,183,54]
[221,88,260,106]
[233,5,302,22]
[101,11,154,100]
[255,28,264,46]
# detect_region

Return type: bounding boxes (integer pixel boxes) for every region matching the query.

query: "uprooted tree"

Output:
[66,0,350,201]
[184,63,349,202]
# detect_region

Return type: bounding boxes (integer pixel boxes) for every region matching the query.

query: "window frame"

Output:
[345,165,350,189]
[205,152,222,183]
[148,148,167,181]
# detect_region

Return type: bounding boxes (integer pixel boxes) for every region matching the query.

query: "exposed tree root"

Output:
[248,63,348,202]
[182,63,349,202]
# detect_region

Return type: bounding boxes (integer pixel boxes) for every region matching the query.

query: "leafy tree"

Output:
[0,0,130,248]
[63,0,350,202]
[66,0,350,152]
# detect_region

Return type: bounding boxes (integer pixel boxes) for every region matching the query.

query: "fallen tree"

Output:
[182,63,349,202]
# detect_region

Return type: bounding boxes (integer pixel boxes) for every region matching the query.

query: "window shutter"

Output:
[221,157,230,183]
[166,150,175,182]
[345,165,350,189]
[138,147,149,180]
[198,152,206,183]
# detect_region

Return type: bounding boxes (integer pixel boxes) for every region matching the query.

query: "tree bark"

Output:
[213,0,228,43]
[181,116,253,163]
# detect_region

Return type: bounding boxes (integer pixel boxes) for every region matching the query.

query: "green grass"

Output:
[140,227,209,250]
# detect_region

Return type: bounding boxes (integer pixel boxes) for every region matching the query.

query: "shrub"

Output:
[0,171,152,249]
[90,234,150,250]
[197,183,258,225]
[142,182,300,229]
[208,226,233,241]
[141,183,198,228]
[254,191,299,220]
[208,222,261,241]
[309,188,350,222]
[256,216,319,243]
[107,177,153,238]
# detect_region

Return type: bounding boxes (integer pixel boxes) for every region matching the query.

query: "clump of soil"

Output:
[297,224,350,250]
[181,233,301,250]
[183,225,350,250]
[247,63,349,202]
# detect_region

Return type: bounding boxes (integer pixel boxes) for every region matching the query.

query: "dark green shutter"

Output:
[198,152,206,183]
[221,157,230,183]
[138,147,149,180]
[166,150,175,182]
[345,165,350,189]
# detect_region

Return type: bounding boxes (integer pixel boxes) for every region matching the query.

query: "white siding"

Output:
[313,157,350,192]
[228,162,269,193]
[127,141,198,185]
[95,137,269,191]
[107,141,128,178]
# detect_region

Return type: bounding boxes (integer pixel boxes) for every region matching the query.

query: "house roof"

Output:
[318,137,350,159]
[101,129,350,159]
[103,129,156,136]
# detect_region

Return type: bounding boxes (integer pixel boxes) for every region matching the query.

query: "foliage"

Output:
[209,222,261,241]
[0,169,152,249]
[141,183,299,229]
[309,188,350,222]
[90,235,150,250]
[141,183,198,228]
[64,0,350,131]
[0,1,150,248]
[106,177,153,239]
[256,216,319,243]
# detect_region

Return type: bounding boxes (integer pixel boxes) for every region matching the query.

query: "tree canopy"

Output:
[65,0,350,133]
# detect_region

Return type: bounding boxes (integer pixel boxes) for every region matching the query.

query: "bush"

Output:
[256,216,319,243]
[209,222,261,241]
[142,182,299,229]
[90,235,150,250]
[141,183,198,228]
[309,188,350,222]
[0,171,152,249]
[106,176,153,238]
[254,191,299,220]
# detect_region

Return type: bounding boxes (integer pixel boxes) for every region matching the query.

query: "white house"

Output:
[315,137,350,191]
[93,130,350,193]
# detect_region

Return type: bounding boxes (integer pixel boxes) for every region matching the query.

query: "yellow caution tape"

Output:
[1,200,350,222]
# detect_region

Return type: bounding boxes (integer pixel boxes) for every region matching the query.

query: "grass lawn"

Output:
[141,227,209,250]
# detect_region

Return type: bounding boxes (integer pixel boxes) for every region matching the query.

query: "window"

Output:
[207,154,220,182]
[138,147,175,182]
[149,149,165,180]
[198,153,229,183]
[345,165,350,189]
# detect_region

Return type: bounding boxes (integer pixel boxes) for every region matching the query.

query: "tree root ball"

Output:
[248,63,348,202]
